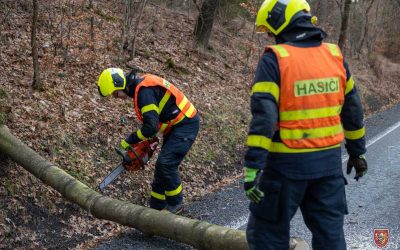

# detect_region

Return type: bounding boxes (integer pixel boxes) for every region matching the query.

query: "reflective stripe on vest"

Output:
[269,142,341,153]
[267,43,347,149]
[134,74,197,134]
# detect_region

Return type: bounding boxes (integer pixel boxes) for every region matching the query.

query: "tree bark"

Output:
[366,0,383,53]
[0,125,308,250]
[122,0,133,51]
[31,0,42,90]
[338,0,351,52]
[130,0,147,60]
[356,0,375,54]
[193,0,220,49]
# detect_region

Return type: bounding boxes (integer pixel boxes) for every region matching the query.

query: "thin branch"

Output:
[130,0,147,59]
[192,0,202,12]
[242,16,257,74]
[357,0,376,52]
[335,0,343,16]
[0,8,12,26]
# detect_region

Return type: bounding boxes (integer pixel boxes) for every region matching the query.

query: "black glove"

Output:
[347,155,368,181]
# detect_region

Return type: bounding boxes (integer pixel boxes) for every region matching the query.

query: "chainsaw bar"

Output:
[99,164,125,192]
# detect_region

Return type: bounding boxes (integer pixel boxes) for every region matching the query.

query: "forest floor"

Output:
[0,1,399,249]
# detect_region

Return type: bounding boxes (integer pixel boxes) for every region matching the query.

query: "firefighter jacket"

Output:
[244,24,366,180]
[125,74,197,145]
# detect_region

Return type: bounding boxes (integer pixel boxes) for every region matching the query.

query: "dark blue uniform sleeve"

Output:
[126,87,159,144]
[244,51,280,170]
[340,61,366,157]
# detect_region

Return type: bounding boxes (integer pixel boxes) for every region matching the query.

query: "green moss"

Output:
[164,58,190,75]
[165,58,175,69]
[0,88,7,98]
[0,113,6,126]
[0,87,10,126]
[94,9,119,22]
[4,180,16,196]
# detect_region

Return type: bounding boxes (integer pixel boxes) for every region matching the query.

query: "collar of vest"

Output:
[275,16,327,45]
[126,71,143,98]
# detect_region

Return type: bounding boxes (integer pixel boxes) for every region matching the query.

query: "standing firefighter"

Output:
[98,68,199,214]
[243,0,368,249]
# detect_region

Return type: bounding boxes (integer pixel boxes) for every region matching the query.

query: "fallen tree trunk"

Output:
[0,125,308,250]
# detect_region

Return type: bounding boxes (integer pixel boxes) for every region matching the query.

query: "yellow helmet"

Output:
[256,0,311,35]
[97,68,126,97]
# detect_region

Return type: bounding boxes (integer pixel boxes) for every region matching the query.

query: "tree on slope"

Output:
[31,0,42,90]
[194,0,220,49]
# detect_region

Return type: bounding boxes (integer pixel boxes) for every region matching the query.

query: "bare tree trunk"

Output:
[338,0,351,52]
[89,0,95,50]
[242,17,257,74]
[31,0,42,90]
[130,0,147,60]
[90,16,95,50]
[356,0,375,54]
[314,0,321,18]
[0,126,238,249]
[0,125,309,250]
[122,0,133,51]
[367,0,383,53]
[62,23,72,66]
[194,0,220,49]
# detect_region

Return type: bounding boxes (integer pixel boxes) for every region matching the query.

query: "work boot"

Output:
[163,204,183,215]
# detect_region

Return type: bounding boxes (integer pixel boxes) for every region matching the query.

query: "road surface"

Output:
[96,103,400,250]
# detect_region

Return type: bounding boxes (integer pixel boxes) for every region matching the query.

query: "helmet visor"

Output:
[111,71,125,88]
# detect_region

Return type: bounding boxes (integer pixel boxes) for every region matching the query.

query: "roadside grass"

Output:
[185,99,249,188]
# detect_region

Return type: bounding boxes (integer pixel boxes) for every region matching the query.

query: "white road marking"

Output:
[366,121,400,148]
[225,120,400,230]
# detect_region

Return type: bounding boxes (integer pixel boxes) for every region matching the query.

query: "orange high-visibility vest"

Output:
[266,43,347,148]
[134,74,197,134]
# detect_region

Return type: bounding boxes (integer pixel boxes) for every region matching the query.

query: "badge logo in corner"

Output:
[373,228,389,248]
[163,80,171,89]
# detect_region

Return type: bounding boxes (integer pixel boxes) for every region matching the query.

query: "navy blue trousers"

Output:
[246,168,348,250]
[149,115,199,210]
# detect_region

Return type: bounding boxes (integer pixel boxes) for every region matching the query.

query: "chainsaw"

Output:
[99,137,159,192]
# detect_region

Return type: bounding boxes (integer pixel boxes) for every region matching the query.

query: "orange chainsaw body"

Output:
[124,138,159,171]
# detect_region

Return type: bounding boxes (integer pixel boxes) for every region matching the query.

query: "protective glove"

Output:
[347,155,368,181]
[120,139,131,150]
[243,167,264,203]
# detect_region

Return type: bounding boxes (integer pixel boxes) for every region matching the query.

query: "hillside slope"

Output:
[0,1,399,248]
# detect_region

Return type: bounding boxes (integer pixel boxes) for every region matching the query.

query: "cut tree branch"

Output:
[0,125,308,250]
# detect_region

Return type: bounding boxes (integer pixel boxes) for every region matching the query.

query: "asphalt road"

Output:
[96,103,400,250]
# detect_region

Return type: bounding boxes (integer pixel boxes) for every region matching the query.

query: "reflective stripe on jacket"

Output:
[266,43,347,149]
[134,74,197,134]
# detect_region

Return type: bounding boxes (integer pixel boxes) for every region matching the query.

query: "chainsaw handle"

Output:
[115,147,124,156]
[115,148,132,164]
